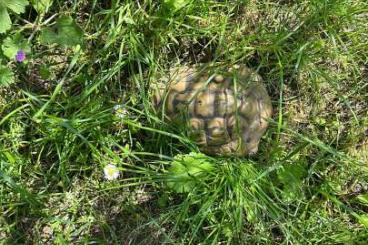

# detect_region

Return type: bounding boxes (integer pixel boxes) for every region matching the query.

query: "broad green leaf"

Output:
[277,162,307,201]
[3,0,29,14]
[356,194,368,206]
[0,0,29,33]
[166,152,214,193]
[39,16,84,47]
[0,65,14,87]
[278,163,306,185]
[0,6,11,33]
[30,0,53,14]
[39,27,58,44]
[1,34,31,60]
[1,37,18,59]
[164,0,190,11]
[358,214,368,228]
[55,16,84,46]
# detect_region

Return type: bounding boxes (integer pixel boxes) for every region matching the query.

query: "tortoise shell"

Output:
[153,64,272,156]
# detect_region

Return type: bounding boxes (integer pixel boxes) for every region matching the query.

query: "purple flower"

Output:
[15,50,26,62]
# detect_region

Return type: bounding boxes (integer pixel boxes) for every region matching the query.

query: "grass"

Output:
[0,0,367,243]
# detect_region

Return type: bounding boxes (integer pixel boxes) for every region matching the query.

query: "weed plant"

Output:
[0,0,367,244]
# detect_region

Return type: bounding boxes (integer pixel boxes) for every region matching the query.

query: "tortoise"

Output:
[152,64,272,156]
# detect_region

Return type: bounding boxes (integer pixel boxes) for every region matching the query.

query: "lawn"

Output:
[0,0,367,244]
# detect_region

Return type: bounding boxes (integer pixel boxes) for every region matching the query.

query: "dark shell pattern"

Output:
[153,64,272,156]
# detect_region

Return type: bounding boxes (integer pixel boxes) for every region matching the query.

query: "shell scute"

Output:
[154,64,272,156]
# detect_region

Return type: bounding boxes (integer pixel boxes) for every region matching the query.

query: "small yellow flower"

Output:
[103,164,120,180]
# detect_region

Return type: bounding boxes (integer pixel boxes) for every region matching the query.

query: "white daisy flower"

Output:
[103,164,120,180]
[113,104,128,119]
